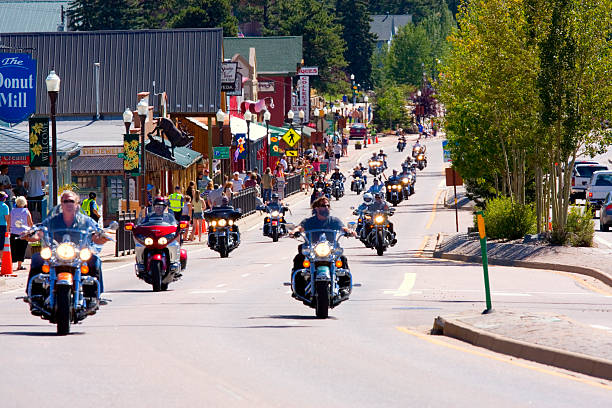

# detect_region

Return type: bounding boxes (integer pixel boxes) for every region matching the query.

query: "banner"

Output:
[123,133,140,174]
[270,135,282,157]
[0,53,37,123]
[234,133,247,160]
[29,117,49,166]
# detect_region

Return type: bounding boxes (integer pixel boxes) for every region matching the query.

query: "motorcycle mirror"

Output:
[108,221,119,231]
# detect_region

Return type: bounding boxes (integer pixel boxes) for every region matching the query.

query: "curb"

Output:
[432,315,612,381]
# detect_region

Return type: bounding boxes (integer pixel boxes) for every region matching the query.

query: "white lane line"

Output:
[285,289,292,294]
[247,224,261,231]
[241,273,251,277]
[595,235,612,248]
[263,264,272,268]
[492,292,531,297]
[438,179,445,188]
[104,263,132,272]
[590,324,612,331]
[383,272,416,296]
[216,283,227,288]
[190,289,227,294]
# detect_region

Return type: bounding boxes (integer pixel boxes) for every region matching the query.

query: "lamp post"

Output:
[45,70,60,207]
[416,90,422,124]
[136,98,148,207]
[216,108,226,181]
[314,108,320,132]
[122,108,133,212]
[298,109,305,155]
[331,106,338,140]
[244,110,252,171]
[264,110,271,169]
[364,95,369,125]
[350,74,356,105]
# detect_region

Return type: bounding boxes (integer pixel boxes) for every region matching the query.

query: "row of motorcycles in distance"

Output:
[20,141,429,332]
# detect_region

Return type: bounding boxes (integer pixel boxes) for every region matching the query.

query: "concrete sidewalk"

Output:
[432,310,612,381]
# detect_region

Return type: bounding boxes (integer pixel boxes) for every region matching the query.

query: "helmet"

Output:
[363,193,373,203]
[374,192,383,199]
[271,193,279,200]
[153,196,166,207]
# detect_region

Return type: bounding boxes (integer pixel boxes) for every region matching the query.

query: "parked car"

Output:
[349,123,368,140]
[586,170,612,211]
[571,163,608,200]
[599,192,612,231]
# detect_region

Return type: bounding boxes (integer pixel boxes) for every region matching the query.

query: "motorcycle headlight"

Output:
[56,243,76,260]
[79,248,92,261]
[229,220,234,226]
[402,178,409,184]
[418,154,424,160]
[270,211,279,217]
[218,219,227,227]
[211,220,217,227]
[40,247,52,260]
[158,237,168,245]
[144,237,154,246]
[313,242,332,257]
[375,215,385,224]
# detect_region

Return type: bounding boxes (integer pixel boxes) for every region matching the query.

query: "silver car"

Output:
[599,192,612,232]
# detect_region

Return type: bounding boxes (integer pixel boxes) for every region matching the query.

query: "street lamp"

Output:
[287,109,294,127]
[136,98,148,207]
[216,109,226,180]
[264,110,271,169]
[314,108,320,132]
[45,70,60,207]
[350,74,356,105]
[244,110,252,171]
[298,109,305,155]
[363,95,369,125]
[122,108,133,134]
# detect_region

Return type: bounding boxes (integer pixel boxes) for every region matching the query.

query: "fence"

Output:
[285,173,301,197]
[115,210,137,257]
[230,187,257,218]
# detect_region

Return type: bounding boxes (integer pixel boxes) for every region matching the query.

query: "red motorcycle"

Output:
[126,213,187,292]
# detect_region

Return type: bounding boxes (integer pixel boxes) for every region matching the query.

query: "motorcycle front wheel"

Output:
[151,260,163,292]
[219,240,229,258]
[272,228,279,242]
[376,231,385,256]
[315,281,329,319]
[55,285,72,335]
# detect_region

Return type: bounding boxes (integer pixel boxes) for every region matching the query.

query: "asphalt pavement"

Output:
[0,136,610,407]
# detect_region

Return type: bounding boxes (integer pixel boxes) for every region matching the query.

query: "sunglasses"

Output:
[316,204,330,208]
[62,200,75,204]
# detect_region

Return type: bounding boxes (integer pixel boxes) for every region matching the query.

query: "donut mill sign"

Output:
[0,53,37,123]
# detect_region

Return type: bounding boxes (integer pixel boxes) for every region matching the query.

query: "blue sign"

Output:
[442,140,452,163]
[0,53,37,124]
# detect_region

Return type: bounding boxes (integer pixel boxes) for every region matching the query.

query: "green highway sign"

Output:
[213,146,230,159]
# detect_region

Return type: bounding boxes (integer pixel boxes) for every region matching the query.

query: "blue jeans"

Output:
[262,188,272,203]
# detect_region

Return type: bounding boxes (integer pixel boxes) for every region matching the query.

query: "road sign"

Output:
[442,140,452,163]
[286,150,298,157]
[213,146,230,159]
[282,128,301,147]
[445,167,463,186]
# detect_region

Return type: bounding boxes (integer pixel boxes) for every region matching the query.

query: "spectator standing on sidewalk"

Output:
[342,135,349,156]
[244,173,257,189]
[231,172,243,191]
[168,185,184,222]
[190,190,204,242]
[10,196,32,270]
[181,195,192,240]
[24,166,46,215]
[334,141,342,166]
[261,168,273,203]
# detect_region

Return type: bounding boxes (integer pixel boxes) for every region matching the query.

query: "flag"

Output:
[234,133,247,160]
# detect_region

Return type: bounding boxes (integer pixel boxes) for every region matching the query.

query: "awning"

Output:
[0,125,80,163]
[71,155,123,173]
[145,136,202,170]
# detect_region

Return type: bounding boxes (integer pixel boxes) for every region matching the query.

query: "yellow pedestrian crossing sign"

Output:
[282,128,301,147]
[286,150,298,157]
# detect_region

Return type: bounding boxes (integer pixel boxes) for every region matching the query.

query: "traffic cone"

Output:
[375,136,379,143]
[201,220,207,234]
[1,231,16,277]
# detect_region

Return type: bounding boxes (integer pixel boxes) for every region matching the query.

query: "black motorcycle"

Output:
[350,174,365,194]
[400,173,415,199]
[310,183,331,204]
[204,208,242,257]
[363,209,396,256]
[385,180,403,206]
[260,204,289,242]
[397,139,406,152]
[368,159,384,176]
[331,179,344,200]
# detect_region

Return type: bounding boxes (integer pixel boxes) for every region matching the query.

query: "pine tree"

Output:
[336,0,377,89]
[67,0,145,31]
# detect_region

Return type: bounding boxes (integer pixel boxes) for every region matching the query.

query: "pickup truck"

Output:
[586,170,612,210]
[571,163,608,200]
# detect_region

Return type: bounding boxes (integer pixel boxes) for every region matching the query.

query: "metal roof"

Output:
[370,15,413,42]
[0,124,79,156]
[145,136,201,169]
[0,1,68,34]
[0,29,223,118]
[223,36,302,75]
[71,154,122,172]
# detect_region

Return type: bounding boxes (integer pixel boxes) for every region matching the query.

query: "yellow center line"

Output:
[414,235,429,258]
[396,326,612,390]
[552,271,612,296]
[384,273,417,296]
[425,189,444,230]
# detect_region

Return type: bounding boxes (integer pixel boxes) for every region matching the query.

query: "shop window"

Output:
[75,176,98,188]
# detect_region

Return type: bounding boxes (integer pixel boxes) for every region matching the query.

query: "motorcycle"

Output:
[331,179,344,200]
[400,174,414,199]
[125,214,187,292]
[291,229,353,319]
[310,183,331,204]
[397,139,406,152]
[260,204,289,242]
[416,153,427,170]
[385,180,403,206]
[363,209,396,256]
[368,159,384,176]
[350,174,365,194]
[21,219,117,335]
[205,208,242,258]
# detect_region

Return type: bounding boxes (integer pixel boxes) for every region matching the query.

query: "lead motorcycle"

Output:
[205,207,242,257]
[291,229,353,318]
[20,218,117,335]
[363,209,396,256]
[126,213,188,292]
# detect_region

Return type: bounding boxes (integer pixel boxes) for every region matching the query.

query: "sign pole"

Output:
[476,211,493,313]
[453,169,458,232]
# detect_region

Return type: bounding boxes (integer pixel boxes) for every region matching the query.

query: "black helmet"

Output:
[271,193,279,200]
[374,192,383,199]
[89,192,96,199]
[153,196,166,206]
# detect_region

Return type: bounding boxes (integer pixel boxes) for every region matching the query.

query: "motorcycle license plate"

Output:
[271,221,278,226]
[218,231,226,236]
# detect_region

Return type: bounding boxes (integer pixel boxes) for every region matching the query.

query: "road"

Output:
[1,137,610,407]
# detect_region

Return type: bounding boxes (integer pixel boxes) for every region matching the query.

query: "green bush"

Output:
[565,206,594,247]
[475,196,536,240]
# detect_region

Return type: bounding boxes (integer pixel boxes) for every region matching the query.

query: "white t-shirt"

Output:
[232,177,243,191]
[24,169,46,196]
[0,174,10,187]
[334,144,342,155]
[280,159,288,171]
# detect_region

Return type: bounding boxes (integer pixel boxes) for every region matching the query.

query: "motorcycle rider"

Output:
[141,196,174,223]
[205,196,242,246]
[378,149,388,168]
[368,177,384,195]
[357,163,368,184]
[25,190,111,295]
[365,192,397,246]
[262,193,289,236]
[388,169,401,183]
[329,168,345,195]
[354,193,374,237]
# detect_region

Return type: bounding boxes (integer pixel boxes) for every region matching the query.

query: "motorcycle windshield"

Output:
[303,229,342,245]
[137,212,176,226]
[42,228,100,254]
